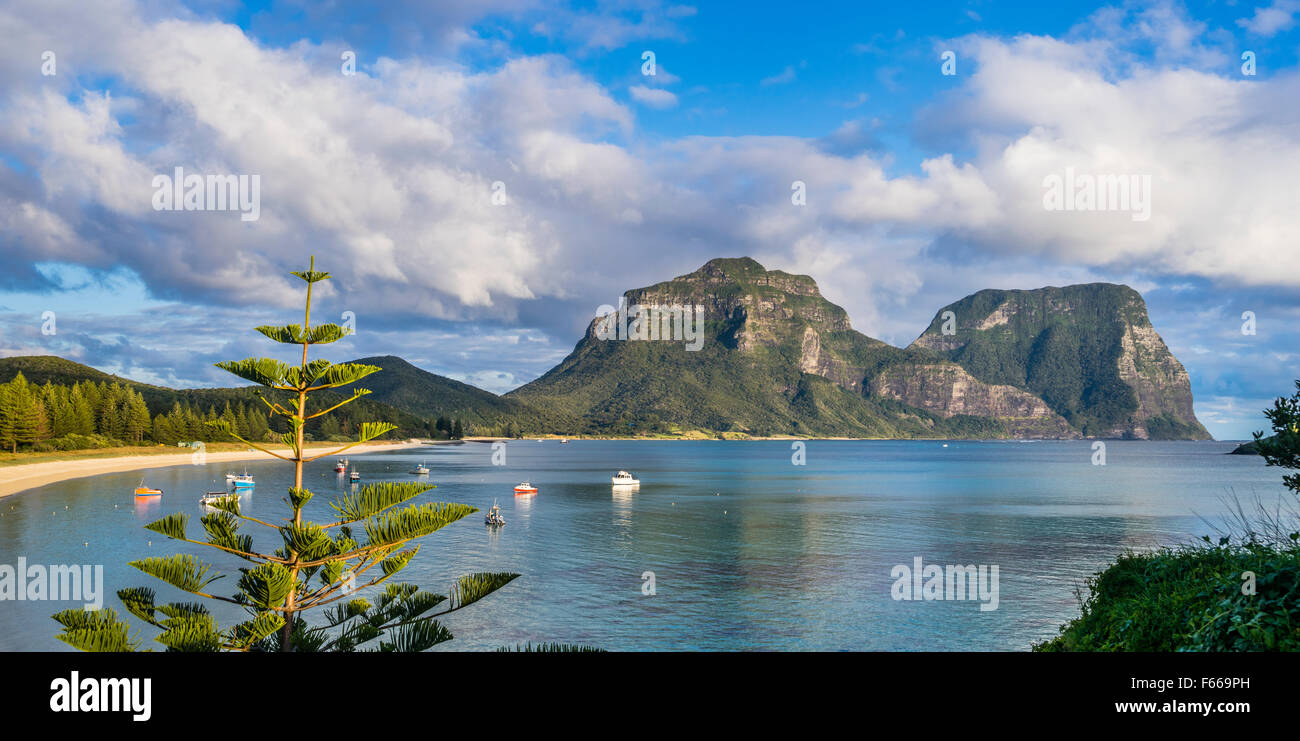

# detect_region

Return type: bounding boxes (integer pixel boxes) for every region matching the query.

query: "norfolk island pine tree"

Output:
[52,258,580,652]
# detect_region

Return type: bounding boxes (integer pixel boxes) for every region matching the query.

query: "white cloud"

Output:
[3,0,1300,406]
[760,66,797,86]
[628,84,678,108]
[1237,0,1300,36]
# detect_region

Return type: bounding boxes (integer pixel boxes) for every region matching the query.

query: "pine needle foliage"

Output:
[53,257,532,652]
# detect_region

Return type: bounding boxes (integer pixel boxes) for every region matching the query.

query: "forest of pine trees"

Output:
[0,371,473,453]
[0,372,271,453]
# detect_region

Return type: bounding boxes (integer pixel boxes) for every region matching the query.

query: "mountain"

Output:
[341,355,561,430]
[0,355,430,437]
[910,284,1209,439]
[509,257,1208,439]
[511,257,1027,437]
[1,262,1210,441]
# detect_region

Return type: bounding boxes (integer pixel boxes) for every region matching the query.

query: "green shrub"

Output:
[32,433,120,452]
[1036,541,1300,651]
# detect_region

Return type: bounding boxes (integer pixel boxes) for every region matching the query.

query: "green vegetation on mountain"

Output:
[912,284,1209,439]
[4,258,1210,442]
[341,355,561,434]
[511,258,1205,439]
[510,258,1006,437]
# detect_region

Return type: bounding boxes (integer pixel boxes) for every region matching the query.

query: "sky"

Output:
[0,0,1297,440]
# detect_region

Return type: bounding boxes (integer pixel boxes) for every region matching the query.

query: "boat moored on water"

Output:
[134,481,163,498]
[227,469,254,488]
[611,470,640,486]
[513,481,537,495]
[199,491,235,507]
[350,470,361,482]
[410,462,430,475]
[485,501,506,526]
[334,459,348,473]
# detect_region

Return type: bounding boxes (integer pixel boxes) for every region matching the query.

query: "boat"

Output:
[199,491,235,507]
[133,480,162,498]
[484,501,506,526]
[410,462,430,475]
[350,470,361,482]
[559,438,569,444]
[226,468,254,488]
[334,459,347,473]
[513,481,538,495]
[611,470,640,486]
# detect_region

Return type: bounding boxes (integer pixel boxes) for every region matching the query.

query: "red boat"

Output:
[513,481,537,495]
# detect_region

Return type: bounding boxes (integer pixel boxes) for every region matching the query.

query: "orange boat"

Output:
[134,485,163,498]
[513,481,537,495]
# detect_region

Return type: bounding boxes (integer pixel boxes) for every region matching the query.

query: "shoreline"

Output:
[0,440,426,499]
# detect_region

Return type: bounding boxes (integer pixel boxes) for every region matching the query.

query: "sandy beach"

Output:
[0,440,426,499]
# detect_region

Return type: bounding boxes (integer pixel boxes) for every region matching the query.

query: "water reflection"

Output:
[0,441,1287,651]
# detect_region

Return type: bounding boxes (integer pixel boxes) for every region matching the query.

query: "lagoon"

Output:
[0,439,1285,651]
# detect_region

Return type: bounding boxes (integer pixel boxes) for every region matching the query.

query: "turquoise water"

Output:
[0,440,1288,651]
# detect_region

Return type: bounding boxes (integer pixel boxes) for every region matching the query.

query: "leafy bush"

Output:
[1035,541,1300,651]
[32,433,120,451]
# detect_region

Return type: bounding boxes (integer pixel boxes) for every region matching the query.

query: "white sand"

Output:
[0,440,425,498]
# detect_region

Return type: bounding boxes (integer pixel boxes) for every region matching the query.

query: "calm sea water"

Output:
[0,440,1287,651]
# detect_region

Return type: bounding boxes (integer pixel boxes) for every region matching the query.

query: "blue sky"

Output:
[1,0,1298,440]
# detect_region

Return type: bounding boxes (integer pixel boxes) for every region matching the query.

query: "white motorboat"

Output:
[611,470,640,486]
[484,501,506,526]
[410,462,430,475]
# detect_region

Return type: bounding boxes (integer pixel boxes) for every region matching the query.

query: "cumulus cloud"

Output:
[1,0,1297,438]
[1237,0,1300,36]
[628,84,678,108]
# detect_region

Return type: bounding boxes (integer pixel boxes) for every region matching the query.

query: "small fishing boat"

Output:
[334,459,347,473]
[559,438,569,444]
[226,468,254,488]
[485,501,506,527]
[513,481,538,495]
[199,492,234,507]
[611,470,640,486]
[350,470,361,482]
[410,462,430,475]
[134,480,163,498]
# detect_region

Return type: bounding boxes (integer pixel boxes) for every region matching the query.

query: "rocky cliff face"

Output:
[511,259,1208,439]
[909,284,1209,439]
[866,362,1080,439]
